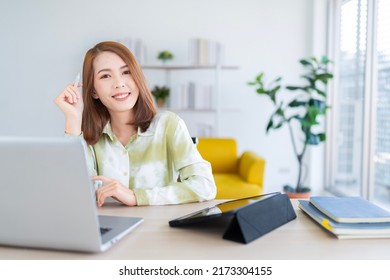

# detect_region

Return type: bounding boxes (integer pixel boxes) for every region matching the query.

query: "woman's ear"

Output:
[92,90,99,99]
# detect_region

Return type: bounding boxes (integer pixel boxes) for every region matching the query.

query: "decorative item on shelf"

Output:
[157,50,174,63]
[118,37,146,64]
[188,38,223,66]
[248,56,334,198]
[151,85,170,108]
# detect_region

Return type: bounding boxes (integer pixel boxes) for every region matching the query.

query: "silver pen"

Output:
[73,72,80,88]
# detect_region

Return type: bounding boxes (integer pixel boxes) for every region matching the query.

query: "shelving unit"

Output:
[142,64,239,136]
[142,65,239,70]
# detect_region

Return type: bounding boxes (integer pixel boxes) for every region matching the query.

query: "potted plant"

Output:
[151,85,170,108]
[157,50,174,63]
[248,56,333,198]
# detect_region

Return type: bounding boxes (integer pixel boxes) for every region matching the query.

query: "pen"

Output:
[93,180,103,191]
[73,72,80,88]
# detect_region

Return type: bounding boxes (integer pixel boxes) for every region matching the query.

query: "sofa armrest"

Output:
[238,151,266,185]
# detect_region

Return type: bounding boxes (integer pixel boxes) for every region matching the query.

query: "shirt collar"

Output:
[102,122,115,142]
[102,120,155,141]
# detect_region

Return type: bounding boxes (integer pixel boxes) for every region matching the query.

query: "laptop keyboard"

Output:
[100,227,112,235]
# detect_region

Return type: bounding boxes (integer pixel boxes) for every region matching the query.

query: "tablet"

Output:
[169,192,280,226]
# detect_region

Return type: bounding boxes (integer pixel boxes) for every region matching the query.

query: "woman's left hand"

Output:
[92,176,137,207]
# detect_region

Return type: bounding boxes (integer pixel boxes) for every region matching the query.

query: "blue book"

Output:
[298,200,390,238]
[309,196,390,223]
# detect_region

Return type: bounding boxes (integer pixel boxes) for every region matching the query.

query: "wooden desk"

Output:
[1,200,390,260]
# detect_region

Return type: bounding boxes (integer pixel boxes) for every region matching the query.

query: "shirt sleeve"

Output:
[133,116,217,205]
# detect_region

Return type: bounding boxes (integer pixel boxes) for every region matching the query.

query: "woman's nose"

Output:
[114,77,125,88]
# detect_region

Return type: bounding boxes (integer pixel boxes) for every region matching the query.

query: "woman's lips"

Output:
[112,92,130,101]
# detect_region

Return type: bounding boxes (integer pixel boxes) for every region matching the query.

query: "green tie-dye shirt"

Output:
[74,111,216,206]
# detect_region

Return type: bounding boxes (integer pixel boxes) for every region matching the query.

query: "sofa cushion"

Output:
[214,173,262,199]
[197,138,237,173]
[238,151,265,185]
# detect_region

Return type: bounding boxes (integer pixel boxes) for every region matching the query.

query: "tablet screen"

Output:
[169,192,280,226]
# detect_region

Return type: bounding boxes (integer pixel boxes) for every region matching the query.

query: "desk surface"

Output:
[1,199,390,260]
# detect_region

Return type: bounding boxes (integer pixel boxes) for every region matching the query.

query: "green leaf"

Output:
[286,86,304,91]
[316,73,333,84]
[302,75,314,83]
[314,88,326,97]
[271,85,281,93]
[288,100,307,107]
[266,118,273,133]
[321,56,331,64]
[287,115,303,123]
[318,133,326,141]
[307,133,320,145]
[255,73,264,84]
[269,86,280,103]
[307,133,326,145]
[273,77,282,83]
[273,121,284,129]
[151,86,170,100]
[275,105,285,116]
[298,186,311,193]
[309,99,326,111]
[299,59,312,67]
[300,118,313,128]
[283,185,296,193]
[256,88,266,94]
[307,106,320,120]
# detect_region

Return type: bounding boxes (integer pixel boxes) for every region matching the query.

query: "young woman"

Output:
[55,41,216,207]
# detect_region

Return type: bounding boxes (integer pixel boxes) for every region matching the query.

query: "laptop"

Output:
[0,136,143,253]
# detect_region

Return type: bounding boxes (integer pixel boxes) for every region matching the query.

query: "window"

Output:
[328,0,390,209]
[374,0,390,205]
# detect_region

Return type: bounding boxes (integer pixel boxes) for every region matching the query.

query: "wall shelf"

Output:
[142,65,239,70]
[143,64,239,136]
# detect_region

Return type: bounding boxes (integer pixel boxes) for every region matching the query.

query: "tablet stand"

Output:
[222,193,296,244]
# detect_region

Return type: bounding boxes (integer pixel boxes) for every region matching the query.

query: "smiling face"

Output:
[92,51,140,116]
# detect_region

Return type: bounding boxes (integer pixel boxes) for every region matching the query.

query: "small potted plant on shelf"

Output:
[151,85,170,108]
[248,56,333,198]
[157,50,174,63]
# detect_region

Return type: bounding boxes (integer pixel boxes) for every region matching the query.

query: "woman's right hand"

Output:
[54,83,84,135]
[55,83,83,118]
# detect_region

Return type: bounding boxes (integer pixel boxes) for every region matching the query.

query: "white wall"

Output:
[0,0,328,194]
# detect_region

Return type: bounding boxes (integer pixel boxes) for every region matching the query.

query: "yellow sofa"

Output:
[197,138,266,199]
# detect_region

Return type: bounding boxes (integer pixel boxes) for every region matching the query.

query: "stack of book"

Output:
[298,196,390,239]
[177,82,213,110]
[188,38,224,66]
[118,37,146,64]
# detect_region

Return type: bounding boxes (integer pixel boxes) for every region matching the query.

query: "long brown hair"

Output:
[81,41,156,145]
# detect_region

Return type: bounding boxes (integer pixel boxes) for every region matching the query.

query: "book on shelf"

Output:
[177,82,213,110]
[298,200,390,239]
[188,38,224,66]
[118,37,146,64]
[309,196,390,223]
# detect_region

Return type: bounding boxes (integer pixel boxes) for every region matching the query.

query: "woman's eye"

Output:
[100,74,110,79]
[123,70,131,75]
